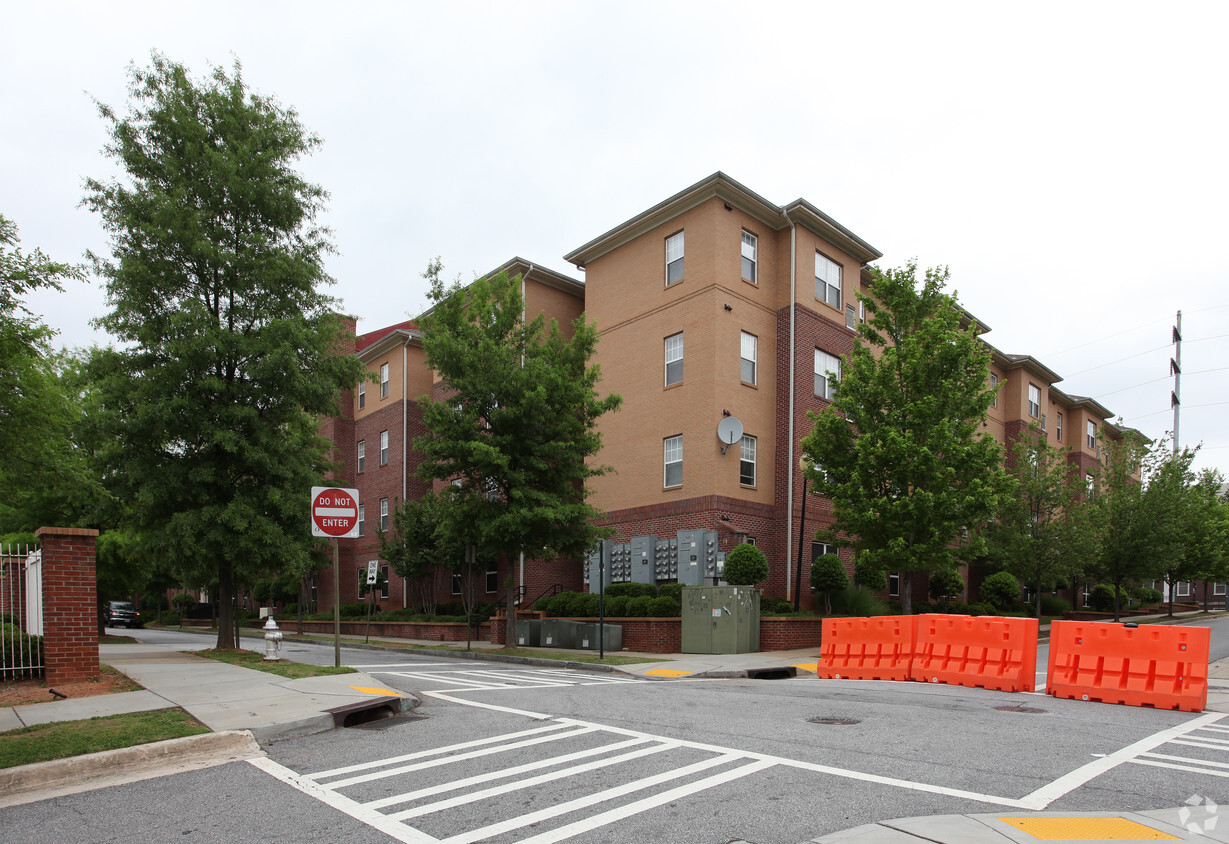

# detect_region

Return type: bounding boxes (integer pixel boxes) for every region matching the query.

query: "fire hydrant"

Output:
[263,616,283,661]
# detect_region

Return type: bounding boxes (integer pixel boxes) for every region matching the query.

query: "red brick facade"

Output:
[36,527,100,684]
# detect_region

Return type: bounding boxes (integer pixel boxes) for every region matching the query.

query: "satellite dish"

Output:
[716,416,744,454]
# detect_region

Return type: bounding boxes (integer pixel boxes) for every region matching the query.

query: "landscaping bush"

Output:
[832,586,889,617]
[761,597,797,615]
[602,595,629,617]
[338,601,373,618]
[605,582,656,599]
[624,596,652,617]
[967,602,996,616]
[723,543,769,586]
[929,569,965,607]
[160,611,181,626]
[1088,584,1127,613]
[577,593,601,617]
[647,596,681,617]
[810,554,848,614]
[656,582,684,602]
[533,596,551,612]
[1039,595,1069,617]
[944,602,970,615]
[979,571,1021,610]
[1132,586,1163,607]
[282,603,299,617]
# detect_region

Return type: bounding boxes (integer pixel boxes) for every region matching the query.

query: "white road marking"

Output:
[1138,751,1229,770]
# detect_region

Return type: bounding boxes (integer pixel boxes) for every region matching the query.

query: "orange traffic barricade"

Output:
[909,614,1038,692]
[1047,620,1209,712]
[816,616,917,681]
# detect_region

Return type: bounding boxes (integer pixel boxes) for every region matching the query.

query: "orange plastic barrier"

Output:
[1046,620,1209,712]
[908,614,1038,692]
[816,616,917,681]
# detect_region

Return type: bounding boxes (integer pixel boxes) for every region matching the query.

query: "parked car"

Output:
[103,600,143,628]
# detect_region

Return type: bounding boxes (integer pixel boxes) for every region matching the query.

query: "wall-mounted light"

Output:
[723,202,732,211]
[723,303,733,311]
[722,409,731,417]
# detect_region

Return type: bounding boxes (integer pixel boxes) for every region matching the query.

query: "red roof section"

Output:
[355,319,416,352]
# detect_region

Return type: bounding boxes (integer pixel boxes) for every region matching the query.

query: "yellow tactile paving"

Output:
[791,662,818,673]
[643,668,691,678]
[997,816,1179,840]
[348,686,405,696]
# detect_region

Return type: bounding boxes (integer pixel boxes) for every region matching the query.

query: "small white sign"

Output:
[366,560,379,585]
[712,608,721,618]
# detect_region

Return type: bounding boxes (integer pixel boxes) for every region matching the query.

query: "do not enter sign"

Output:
[311,486,360,538]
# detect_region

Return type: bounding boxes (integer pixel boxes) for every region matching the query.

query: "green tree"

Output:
[800,261,1009,613]
[928,568,965,610]
[979,570,1021,611]
[415,261,622,645]
[853,554,887,592]
[1088,432,1154,621]
[984,423,1096,618]
[809,552,848,614]
[723,543,769,586]
[378,490,457,615]
[1191,472,1229,612]
[83,55,365,650]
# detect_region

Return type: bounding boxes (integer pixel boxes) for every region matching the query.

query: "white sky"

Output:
[4,1,1227,476]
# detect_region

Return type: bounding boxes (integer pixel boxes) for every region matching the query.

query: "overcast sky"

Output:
[5,1,1227,476]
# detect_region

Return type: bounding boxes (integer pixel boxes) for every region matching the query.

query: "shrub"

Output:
[1132,586,1163,606]
[283,603,299,617]
[967,602,996,616]
[761,597,796,615]
[161,611,181,626]
[980,571,1021,610]
[647,596,681,617]
[171,593,194,611]
[929,569,965,605]
[946,601,970,615]
[625,596,652,617]
[1088,584,1126,613]
[832,586,890,617]
[723,543,769,586]
[810,554,848,614]
[606,582,656,599]
[338,601,372,618]
[1039,595,1069,617]
[656,582,684,602]
[577,593,601,617]
[853,556,887,591]
[533,596,551,612]
[602,595,629,617]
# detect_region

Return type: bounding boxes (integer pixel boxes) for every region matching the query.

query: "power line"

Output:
[1040,303,1229,360]
[1063,334,1229,379]
[1094,366,1229,400]
[1124,400,1229,422]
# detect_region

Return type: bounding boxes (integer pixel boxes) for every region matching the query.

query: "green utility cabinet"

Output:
[680,586,761,654]
[514,619,542,647]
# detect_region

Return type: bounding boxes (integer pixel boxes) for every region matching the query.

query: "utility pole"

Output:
[1171,310,1182,454]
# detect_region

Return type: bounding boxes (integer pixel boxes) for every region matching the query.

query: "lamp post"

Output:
[794,455,811,612]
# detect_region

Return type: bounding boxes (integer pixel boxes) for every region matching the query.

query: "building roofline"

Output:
[358,327,421,361]
[990,350,1064,386]
[413,257,583,322]
[563,172,881,268]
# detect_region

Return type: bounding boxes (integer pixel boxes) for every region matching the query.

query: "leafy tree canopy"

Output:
[83,53,365,648]
[801,261,1009,613]
[723,543,769,586]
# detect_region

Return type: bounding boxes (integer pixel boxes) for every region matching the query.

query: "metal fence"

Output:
[1,543,44,678]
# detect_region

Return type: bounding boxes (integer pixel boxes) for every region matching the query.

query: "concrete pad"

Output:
[809,822,939,842]
[0,729,263,809]
[883,814,1021,843]
[0,707,25,731]
[13,690,174,726]
[1138,807,1229,843]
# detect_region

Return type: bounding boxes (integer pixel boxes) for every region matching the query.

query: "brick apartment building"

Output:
[318,173,1146,614]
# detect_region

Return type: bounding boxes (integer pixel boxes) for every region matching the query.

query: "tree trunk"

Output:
[1168,577,1175,617]
[901,574,912,615]
[216,565,234,650]
[504,571,516,647]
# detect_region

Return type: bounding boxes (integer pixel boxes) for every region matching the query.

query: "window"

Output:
[812,542,838,563]
[356,564,389,599]
[1177,581,1192,598]
[664,332,683,386]
[845,304,856,329]
[888,573,900,598]
[666,231,684,285]
[1087,421,1097,449]
[357,440,365,473]
[1215,583,1226,597]
[1041,413,1047,432]
[990,374,998,408]
[1028,384,1041,418]
[358,381,366,410]
[664,435,683,487]
[486,568,499,593]
[858,300,865,323]
[1056,411,1063,441]
[380,363,389,398]
[1085,473,1095,498]
[740,331,757,384]
[739,435,756,486]
[379,497,389,532]
[741,230,757,282]
[357,503,365,537]
[815,252,841,309]
[379,430,389,465]
[815,349,841,400]
[1082,584,1091,607]
[452,573,463,596]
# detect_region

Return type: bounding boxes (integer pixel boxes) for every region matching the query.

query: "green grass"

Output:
[192,648,357,678]
[0,709,209,769]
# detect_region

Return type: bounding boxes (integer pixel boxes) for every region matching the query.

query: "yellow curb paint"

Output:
[997,816,1179,840]
[791,663,817,673]
[643,668,691,678]
[348,686,405,696]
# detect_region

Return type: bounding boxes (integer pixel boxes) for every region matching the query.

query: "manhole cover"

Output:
[808,717,861,725]
[994,705,1046,714]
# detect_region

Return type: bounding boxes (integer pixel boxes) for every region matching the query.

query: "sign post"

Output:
[311,487,360,668]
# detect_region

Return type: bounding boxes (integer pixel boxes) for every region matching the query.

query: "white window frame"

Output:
[815,252,842,309]
[357,503,365,537]
[740,331,757,385]
[1085,473,1095,497]
[1028,384,1041,418]
[1056,411,1063,441]
[486,567,499,594]
[380,362,390,398]
[358,380,366,410]
[664,435,683,488]
[1214,582,1227,597]
[664,332,683,387]
[379,497,389,532]
[741,230,757,282]
[815,349,841,400]
[739,435,756,486]
[666,231,684,286]
[888,573,900,598]
[357,440,365,474]
[845,304,856,329]
[380,430,389,466]
[990,374,998,408]
[1177,581,1191,598]
[1087,421,1097,449]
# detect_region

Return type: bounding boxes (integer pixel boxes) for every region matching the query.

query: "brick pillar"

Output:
[36,527,100,684]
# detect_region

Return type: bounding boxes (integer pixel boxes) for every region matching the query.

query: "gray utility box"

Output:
[514,619,542,648]
[680,586,761,654]
[574,623,623,651]
[629,535,657,584]
[541,619,579,649]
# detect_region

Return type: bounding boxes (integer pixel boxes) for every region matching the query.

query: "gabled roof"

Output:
[413,257,584,322]
[563,172,882,269]
[991,350,1063,386]
[356,319,416,353]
